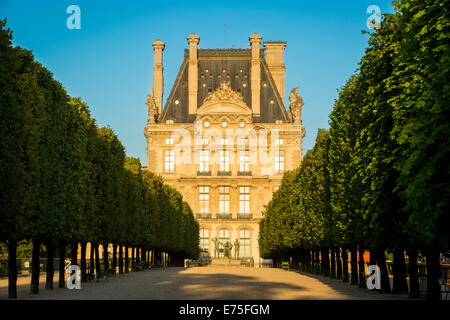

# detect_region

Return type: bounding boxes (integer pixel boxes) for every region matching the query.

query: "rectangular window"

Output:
[239,229,251,258]
[275,150,284,173]
[239,150,250,172]
[165,138,174,145]
[199,150,209,172]
[164,150,174,173]
[275,138,283,145]
[219,150,229,171]
[219,186,230,214]
[199,186,209,214]
[200,229,209,252]
[239,186,250,214]
[201,137,209,145]
[221,138,228,145]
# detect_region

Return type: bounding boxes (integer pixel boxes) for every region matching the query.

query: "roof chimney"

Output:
[263,41,287,104]
[249,33,262,116]
[187,33,200,115]
[152,40,165,114]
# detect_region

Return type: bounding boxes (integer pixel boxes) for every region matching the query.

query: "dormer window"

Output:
[275,119,283,124]
[174,99,179,105]
[166,119,174,124]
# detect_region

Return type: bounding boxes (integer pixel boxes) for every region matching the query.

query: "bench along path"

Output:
[1,266,408,300]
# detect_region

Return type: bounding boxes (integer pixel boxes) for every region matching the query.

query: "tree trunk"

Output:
[125,245,129,273]
[141,247,146,268]
[135,247,140,264]
[30,238,40,294]
[103,243,109,274]
[321,247,330,277]
[70,242,78,266]
[311,249,316,274]
[358,246,366,288]
[342,247,349,282]
[376,247,391,293]
[59,244,66,288]
[80,242,87,283]
[94,243,101,279]
[131,246,135,268]
[330,247,336,279]
[45,241,54,289]
[315,249,321,275]
[392,248,409,295]
[7,239,17,299]
[89,243,95,276]
[118,245,124,274]
[407,247,420,299]
[370,248,376,266]
[425,248,441,300]
[303,249,309,273]
[112,243,117,275]
[336,247,342,280]
[350,246,358,285]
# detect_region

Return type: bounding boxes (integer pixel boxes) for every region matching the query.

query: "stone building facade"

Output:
[144,33,304,265]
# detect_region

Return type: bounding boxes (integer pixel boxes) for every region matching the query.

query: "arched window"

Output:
[239,229,250,258]
[218,228,230,243]
[200,229,209,252]
[218,228,230,258]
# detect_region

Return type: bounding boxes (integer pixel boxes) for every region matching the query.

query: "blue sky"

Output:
[1,0,395,165]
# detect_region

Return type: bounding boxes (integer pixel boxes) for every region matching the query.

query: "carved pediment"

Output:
[203,81,245,105]
[197,81,252,116]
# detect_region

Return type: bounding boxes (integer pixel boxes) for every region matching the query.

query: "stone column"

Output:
[263,41,287,104]
[187,33,200,115]
[152,40,165,114]
[249,33,262,116]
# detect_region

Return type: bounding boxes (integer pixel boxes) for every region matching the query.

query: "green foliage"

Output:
[259,0,449,260]
[0,20,199,261]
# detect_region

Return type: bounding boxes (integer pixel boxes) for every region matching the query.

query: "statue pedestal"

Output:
[210,258,241,266]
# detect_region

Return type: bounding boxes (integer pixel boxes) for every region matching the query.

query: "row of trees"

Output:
[259,0,448,300]
[0,20,199,299]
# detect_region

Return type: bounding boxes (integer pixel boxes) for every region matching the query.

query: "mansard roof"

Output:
[159,48,291,124]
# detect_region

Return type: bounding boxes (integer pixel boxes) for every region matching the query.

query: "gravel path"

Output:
[0,266,408,300]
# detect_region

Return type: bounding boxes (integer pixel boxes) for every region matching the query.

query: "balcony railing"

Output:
[217,171,232,176]
[216,213,232,220]
[237,213,253,220]
[197,171,211,176]
[196,213,212,219]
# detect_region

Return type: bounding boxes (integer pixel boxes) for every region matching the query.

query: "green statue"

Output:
[234,239,240,258]
[223,240,233,259]
[212,237,220,258]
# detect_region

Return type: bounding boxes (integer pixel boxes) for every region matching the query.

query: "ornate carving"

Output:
[289,87,304,125]
[146,94,159,124]
[203,81,245,105]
